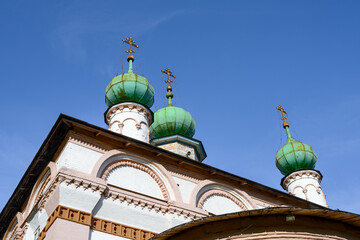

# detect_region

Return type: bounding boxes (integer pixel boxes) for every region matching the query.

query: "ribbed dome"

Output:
[105,60,154,109]
[275,127,317,175]
[150,106,195,139]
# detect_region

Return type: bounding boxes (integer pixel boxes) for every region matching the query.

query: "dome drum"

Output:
[105,102,154,142]
[104,102,154,125]
[150,134,207,162]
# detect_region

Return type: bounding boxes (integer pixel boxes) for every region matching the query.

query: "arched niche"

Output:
[24,162,57,217]
[101,160,168,200]
[92,150,181,202]
[198,189,247,215]
[192,181,255,214]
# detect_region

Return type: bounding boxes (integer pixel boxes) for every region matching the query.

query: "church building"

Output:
[1,37,359,240]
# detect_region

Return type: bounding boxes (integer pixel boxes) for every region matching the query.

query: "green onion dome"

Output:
[105,59,154,109]
[150,106,195,139]
[275,126,317,176]
[150,79,195,139]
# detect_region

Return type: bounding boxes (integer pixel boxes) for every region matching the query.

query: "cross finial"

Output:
[276,104,290,128]
[161,68,176,87]
[122,37,139,62]
[161,68,176,106]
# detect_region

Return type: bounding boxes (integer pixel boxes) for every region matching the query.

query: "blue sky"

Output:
[1,1,359,214]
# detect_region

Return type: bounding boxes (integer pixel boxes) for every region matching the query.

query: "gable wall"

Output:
[3,131,306,240]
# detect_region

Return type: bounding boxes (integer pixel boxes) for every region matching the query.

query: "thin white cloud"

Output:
[51,9,187,64]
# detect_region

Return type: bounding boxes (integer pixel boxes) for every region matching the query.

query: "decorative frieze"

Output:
[37,205,156,240]
[38,205,92,240]
[105,103,153,124]
[37,169,206,222]
[92,217,156,239]
[38,171,107,211]
[282,170,322,189]
[105,185,206,220]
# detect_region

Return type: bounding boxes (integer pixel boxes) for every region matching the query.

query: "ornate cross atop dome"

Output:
[161,68,176,106]
[276,104,289,128]
[122,37,138,62]
[162,68,176,87]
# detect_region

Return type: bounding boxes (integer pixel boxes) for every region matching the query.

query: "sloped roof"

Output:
[151,207,360,239]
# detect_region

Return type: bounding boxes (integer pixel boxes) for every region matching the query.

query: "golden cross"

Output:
[276,104,289,127]
[161,68,176,87]
[122,37,139,54]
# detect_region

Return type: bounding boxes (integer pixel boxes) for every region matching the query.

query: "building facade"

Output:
[1,38,359,240]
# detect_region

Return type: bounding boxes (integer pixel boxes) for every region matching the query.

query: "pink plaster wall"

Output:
[45,218,90,240]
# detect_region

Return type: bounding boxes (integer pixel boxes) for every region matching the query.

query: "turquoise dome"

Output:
[105,60,154,109]
[150,106,195,139]
[275,127,317,175]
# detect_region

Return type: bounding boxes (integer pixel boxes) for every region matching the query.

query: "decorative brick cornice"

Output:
[105,185,206,220]
[282,170,322,189]
[38,206,93,240]
[38,205,156,240]
[106,103,153,124]
[101,160,169,201]
[37,169,206,221]
[92,217,156,239]
[198,189,248,211]
[69,135,109,153]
